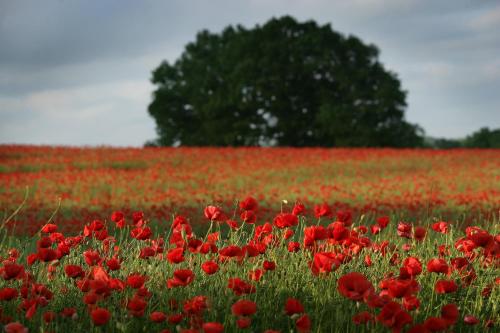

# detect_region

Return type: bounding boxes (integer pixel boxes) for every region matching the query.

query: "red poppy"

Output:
[377,216,390,228]
[273,213,298,228]
[352,311,374,324]
[83,250,101,266]
[64,265,84,279]
[204,205,224,221]
[150,311,167,323]
[399,294,419,311]
[127,296,147,317]
[131,226,152,240]
[284,298,304,316]
[106,257,121,271]
[441,303,459,325]
[231,299,257,316]
[0,287,18,301]
[167,269,194,288]
[1,262,25,280]
[435,279,458,294]
[227,277,256,295]
[263,260,276,271]
[288,241,300,252]
[111,211,125,228]
[314,203,332,218]
[376,301,412,331]
[240,196,258,211]
[424,317,448,331]
[4,322,28,333]
[127,273,147,289]
[237,317,252,328]
[241,210,257,224]
[338,272,374,301]
[402,257,422,277]
[91,307,111,326]
[397,222,412,239]
[41,224,58,233]
[37,248,58,262]
[201,260,219,275]
[296,314,311,333]
[292,202,306,216]
[413,227,426,241]
[310,252,340,276]
[427,258,449,274]
[167,247,185,264]
[202,322,224,333]
[432,221,449,234]
[464,315,479,325]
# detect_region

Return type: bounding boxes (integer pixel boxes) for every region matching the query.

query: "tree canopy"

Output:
[148,16,424,147]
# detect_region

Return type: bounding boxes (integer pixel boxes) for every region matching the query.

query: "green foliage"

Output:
[148,16,423,147]
[464,127,500,148]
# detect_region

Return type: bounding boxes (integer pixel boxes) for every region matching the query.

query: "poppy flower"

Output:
[202,322,224,333]
[377,301,412,331]
[0,287,18,301]
[64,265,84,279]
[4,322,28,333]
[1,262,25,280]
[427,258,449,274]
[337,272,374,301]
[127,296,147,317]
[377,216,390,228]
[41,224,58,233]
[402,295,420,311]
[441,303,459,325]
[352,311,374,324]
[228,278,256,295]
[464,315,479,325]
[106,257,121,270]
[296,314,311,333]
[241,210,257,224]
[167,269,194,288]
[397,222,412,239]
[435,279,458,294]
[201,260,219,275]
[150,311,167,323]
[232,299,257,316]
[111,211,125,228]
[432,222,449,234]
[127,273,147,289]
[292,202,306,215]
[285,298,304,316]
[131,226,152,240]
[314,203,332,218]
[83,250,101,266]
[424,317,448,331]
[91,307,111,326]
[273,213,298,228]
[402,257,422,277]
[263,260,276,271]
[37,248,58,262]
[237,317,252,328]
[288,242,300,252]
[167,247,185,264]
[413,227,426,241]
[310,252,340,276]
[240,196,258,211]
[204,205,224,221]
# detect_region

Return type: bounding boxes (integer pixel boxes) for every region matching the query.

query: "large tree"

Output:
[148,16,423,147]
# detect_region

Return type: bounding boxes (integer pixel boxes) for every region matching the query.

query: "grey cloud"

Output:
[0,0,499,145]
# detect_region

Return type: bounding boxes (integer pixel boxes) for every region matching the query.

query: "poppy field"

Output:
[0,146,499,332]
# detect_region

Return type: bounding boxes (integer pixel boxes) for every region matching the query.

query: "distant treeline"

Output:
[425,127,500,149]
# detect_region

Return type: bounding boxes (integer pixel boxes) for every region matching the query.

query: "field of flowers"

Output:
[0,145,499,332]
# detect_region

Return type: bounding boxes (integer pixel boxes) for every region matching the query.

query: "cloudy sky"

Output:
[1,0,499,146]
